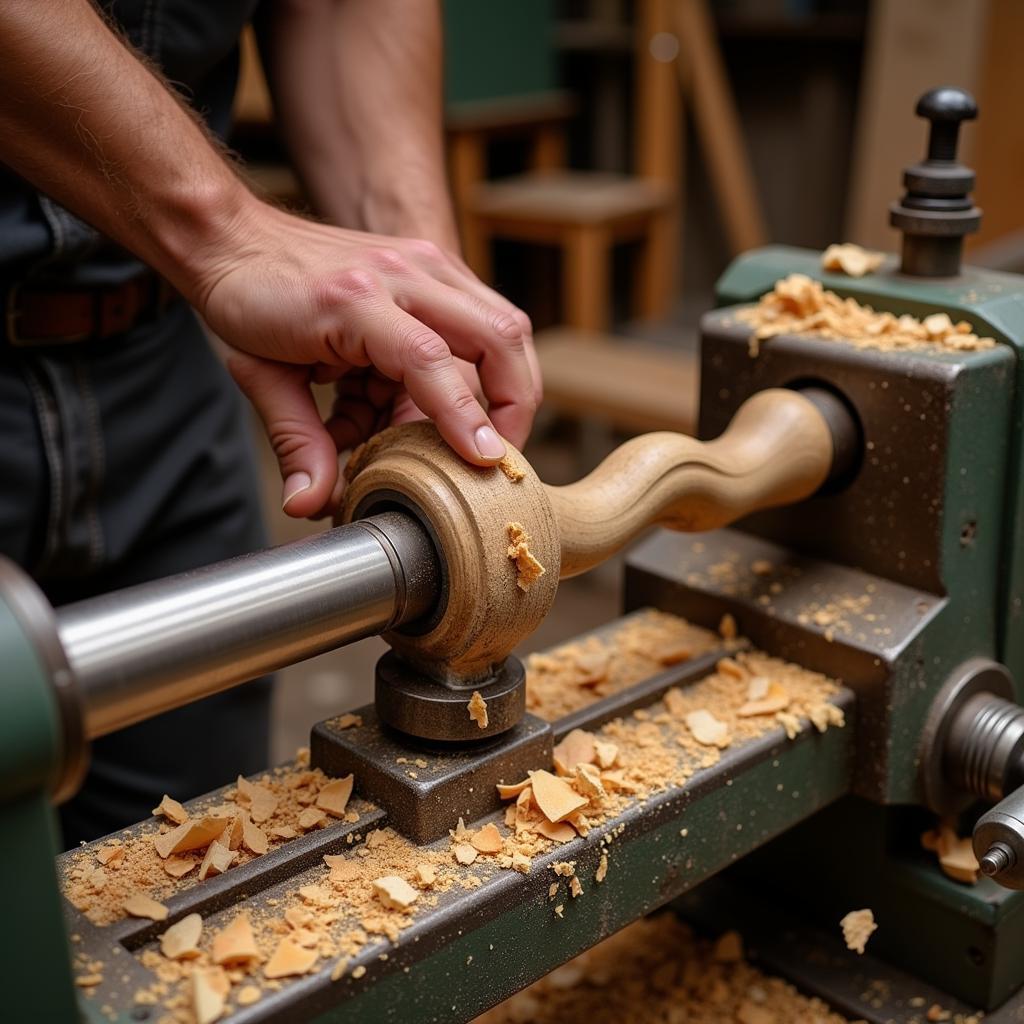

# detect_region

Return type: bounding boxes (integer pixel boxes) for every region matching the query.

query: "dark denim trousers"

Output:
[0,300,272,845]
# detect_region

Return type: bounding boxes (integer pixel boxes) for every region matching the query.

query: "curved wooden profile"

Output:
[341,388,833,679]
[549,388,833,577]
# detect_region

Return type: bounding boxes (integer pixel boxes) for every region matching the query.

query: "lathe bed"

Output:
[59,607,852,1023]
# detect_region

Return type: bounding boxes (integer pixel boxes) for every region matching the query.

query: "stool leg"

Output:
[634,211,675,321]
[449,133,492,279]
[530,126,567,173]
[564,224,610,332]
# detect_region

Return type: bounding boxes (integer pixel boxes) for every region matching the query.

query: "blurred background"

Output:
[226,0,1024,759]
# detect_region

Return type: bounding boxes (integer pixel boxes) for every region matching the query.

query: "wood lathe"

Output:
[5,86,1024,1022]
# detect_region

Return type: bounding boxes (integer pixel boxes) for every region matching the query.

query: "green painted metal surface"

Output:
[443,0,556,106]
[0,597,78,1019]
[716,245,1024,691]
[306,702,854,1023]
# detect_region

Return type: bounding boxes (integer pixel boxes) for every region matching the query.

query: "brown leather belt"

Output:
[4,270,177,347]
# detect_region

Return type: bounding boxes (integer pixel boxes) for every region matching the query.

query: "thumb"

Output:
[226,352,339,518]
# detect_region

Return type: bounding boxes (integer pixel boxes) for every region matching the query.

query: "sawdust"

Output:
[507,522,546,591]
[60,754,370,926]
[475,913,854,1024]
[736,273,996,356]
[525,609,722,720]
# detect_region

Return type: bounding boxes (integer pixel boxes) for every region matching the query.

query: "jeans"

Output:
[0,299,272,845]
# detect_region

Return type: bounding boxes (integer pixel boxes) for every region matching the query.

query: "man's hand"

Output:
[198,203,540,518]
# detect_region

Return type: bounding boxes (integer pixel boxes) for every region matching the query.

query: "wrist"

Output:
[145,168,264,304]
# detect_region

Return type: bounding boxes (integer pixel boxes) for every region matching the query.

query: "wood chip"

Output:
[163,856,197,879]
[938,834,980,885]
[719,613,737,640]
[536,819,575,843]
[738,682,791,717]
[573,763,606,801]
[160,913,203,960]
[685,709,731,748]
[507,521,546,591]
[498,453,526,482]
[236,986,262,1007]
[713,930,743,962]
[316,775,354,818]
[821,242,885,278]
[569,876,583,898]
[235,776,278,823]
[198,841,235,881]
[529,770,589,823]
[840,908,876,954]
[153,817,231,859]
[124,892,168,921]
[264,936,319,979]
[372,875,419,910]
[242,817,269,856]
[192,967,229,1024]
[212,912,262,965]
[471,822,504,854]
[572,649,609,685]
[595,854,608,883]
[416,863,436,887]
[663,688,687,717]
[716,657,747,681]
[454,843,478,865]
[271,825,299,840]
[335,713,362,730]
[217,813,244,852]
[151,795,189,825]
[298,807,327,830]
[96,844,125,869]
[496,778,532,800]
[326,858,361,884]
[552,729,596,774]
[512,852,531,873]
[467,691,489,730]
[593,740,619,769]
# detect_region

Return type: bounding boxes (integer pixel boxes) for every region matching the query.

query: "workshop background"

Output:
[224,0,1024,763]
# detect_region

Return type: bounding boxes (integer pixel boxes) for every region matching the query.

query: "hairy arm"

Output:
[0,0,538,517]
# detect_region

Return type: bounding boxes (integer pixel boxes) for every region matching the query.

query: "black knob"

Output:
[917,86,978,161]
[890,86,981,277]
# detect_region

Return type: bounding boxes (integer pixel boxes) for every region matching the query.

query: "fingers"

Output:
[226,351,339,518]
[339,304,508,465]
[397,281,537,449]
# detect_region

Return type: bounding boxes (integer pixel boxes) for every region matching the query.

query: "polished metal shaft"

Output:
[56,512,439,740]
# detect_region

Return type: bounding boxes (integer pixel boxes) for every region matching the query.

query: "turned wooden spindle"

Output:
[341,387,845,682]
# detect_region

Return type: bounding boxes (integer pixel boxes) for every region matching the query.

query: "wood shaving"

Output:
[212,912,262,966]
[685,709,731,748]
[738,681,791,717]
[198,841,234,881]
[839,908,876,954]
[152,795,189,825]
[192,967,229,1024]
[553,729,596,774]
[416,864,436,887]
[124,892,168,922]
[507,522,546,591]
[529,770,589,823]
[821,242,885,278]
[235,776,278,824]
[264,936,318,979]
[372,876,419,911]
[478,913,852,1024]
[334,713,362,730]
[316,775,354,818]
[160,913,203,960]
[455,844,478,866]
[471,823,504,854]
[153,817,231,860]
[737,273,995,355]
[468,691,489,730]
[595,855,608,883]
[922,822,980,884]
[298,807,327,830]
[498,453,526,482]
[525,610,721,721]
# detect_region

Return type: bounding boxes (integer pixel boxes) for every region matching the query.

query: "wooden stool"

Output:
[467,172,675,332]
[535,327,698,435]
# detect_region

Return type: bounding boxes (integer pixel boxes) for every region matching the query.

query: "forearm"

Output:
[260,0,458,249]
[0,0,255,296]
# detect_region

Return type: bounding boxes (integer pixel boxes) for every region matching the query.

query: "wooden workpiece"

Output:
[341,388,834,681]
